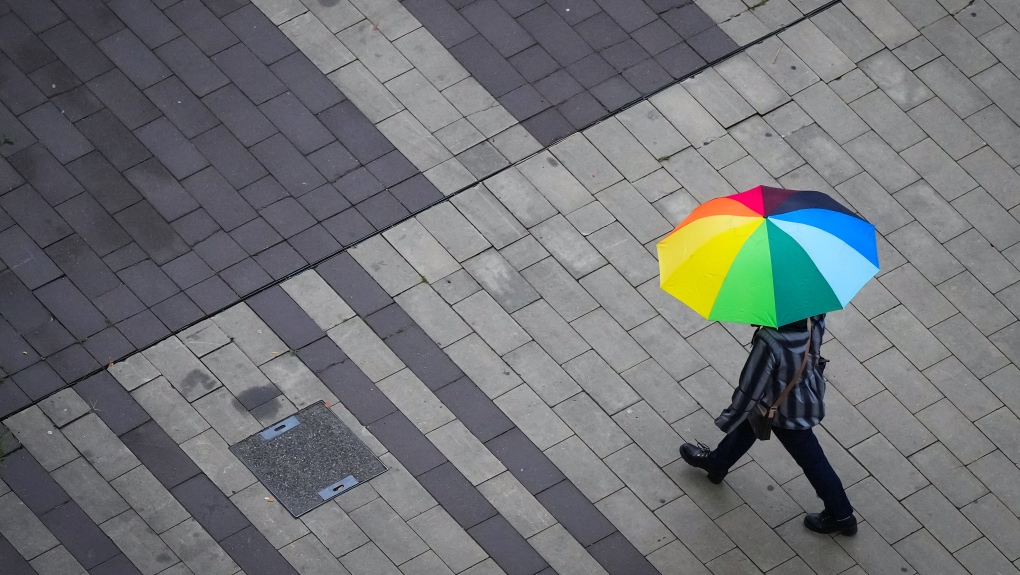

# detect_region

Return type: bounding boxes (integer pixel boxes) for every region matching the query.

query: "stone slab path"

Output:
[3,0,1020,574]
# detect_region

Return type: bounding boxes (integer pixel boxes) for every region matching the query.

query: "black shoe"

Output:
[804,511,858,536]
[679,442,725,484]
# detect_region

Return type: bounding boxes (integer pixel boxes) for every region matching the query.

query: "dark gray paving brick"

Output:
[485,428,565,494]
[172,474,249,541]
[47,341,100,380]
[334,167,383,205]
[230,217,282,255]
[74,108,152,171]
[123,157,199,221]
[319,100,395,164]
[418,461,498,528]
[248,285,321,349]
[186,275,237,313]
[0,227,62,288]
[94,284,145,323]
[144,76,219,138]
[269,52,344,114]
[163,251,215,290]
[468,515,549,575]
[12,359,67,399]
[114,200,190,265]
[39,21,114,82]
[117,259,180,305]
[134,117,209,179]
[450,34,526,97]
[194,230,247,271]
[106,0,180,49]
[74,370,150,435]
[65,151,141,216]
[222,5,295,65]
[307,142,360,183]
[356,190,410,229]
[201,84,277,146]
[116,309,169,349]
[0,316,41,373]
[88,69,160,130]
[49,85,103,122]
[219,257,271,295]
[103,242,148,272]
[0,184,72,247]
[154,36,228,96]
[220,526,299,575]
[90,554,143,575]
[587,531,660,575]
[259,91,334,154]
[390,173,443,212]
[121,419,201,487]
[0,535,35,575]
[239,176,289,210]
[403,0,477,48]
[288,224,342,263]
[45,234,120,297]
[367,411,446,476]
[151,291,204,330]
[35,277,107,339]
[0,447,70,514]
[251,240,306,277]
[320,357,398,424]
[212,43,285,105]
[250,133,326,196]
[535,480,616,545]
[462,0,535,57]
[519,4,593,66]
[23,319,75,358]
[0,13,57,72]
[20,101,94,163]
[82,326,135,364]
[8,144,83,205]
[182,167,257,231]
[5,0,66,34]
[97,29,172,89]
[0,55,46,114]
[52,0,124,42]
[41,501,120,569]
[436,376,515,442]
[165,0,238,56]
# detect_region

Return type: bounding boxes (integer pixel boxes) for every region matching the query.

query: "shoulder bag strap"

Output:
[769,317,813,412]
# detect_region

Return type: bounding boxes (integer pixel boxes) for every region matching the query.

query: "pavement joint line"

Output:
[3,0,847,428]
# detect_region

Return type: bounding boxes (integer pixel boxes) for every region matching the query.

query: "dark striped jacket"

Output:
[715,314,827,433]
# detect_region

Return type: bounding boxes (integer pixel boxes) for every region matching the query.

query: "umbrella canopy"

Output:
[657,185,879,328]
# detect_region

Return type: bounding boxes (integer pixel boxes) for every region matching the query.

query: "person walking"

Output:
[678,313,858,536]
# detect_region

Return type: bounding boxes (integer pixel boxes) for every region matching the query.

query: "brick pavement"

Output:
[5,0,1020,575]
[0,0,446,416]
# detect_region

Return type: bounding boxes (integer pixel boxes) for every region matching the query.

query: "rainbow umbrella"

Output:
[657,186,879,328]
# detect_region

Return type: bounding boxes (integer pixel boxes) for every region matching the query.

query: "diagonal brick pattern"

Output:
[0,0,443,416]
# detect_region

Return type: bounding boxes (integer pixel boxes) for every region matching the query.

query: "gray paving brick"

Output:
[545,435,623,502]
[517,151,594,216]
[646,539,715,575]
[613,400,683,468]
[958,0,1007,36]
[512,300,590,365]
[587,223,659,287]
[416,204,490,264]
[903,487,977,553]
[476,472,554,539]
[160,518,237,575]
[142,337,222,402]
[989,321,1020,367]
[212,303,287,366]
[962,493,1020,560]
[650,84,727,150]
[774,515,855,575]
[566,202,615,237]
[894,181,970,242]
[230,482,308,549]
[584,117,660,182]
[451,185,527,249]
[809,341,879,406]
[836,173,913,234]
[984,364,1020,419]
[859,49,935,112]
[879,264,956,327]
[178,321,231,358]
[840,524,918,575]
[968,450,1020,517]
[954,537,1019,575]
[868,347,944,415]
[851,434,930,498]
[571,308,649,373]
[261,353,338,410]
[502,342,578,406]
[653,188,701,226]
[109,354,162,392]
[858,390,936,455]
[976,407,1020,464]
[894,36,941,70]
[597,181,672,245]
[596,487,674,556]
[746,35,822,97]
[428,420,504,484]
[886,221,965,285]
[952,187,1020,250]
[52,457,128,525]
[63,413,139,480]
[918,399,996,466]
[0,491,59,560]
[830,68,880,102]
[715,53,791,116]
[656,495,735,563]
[463,249,539,314]
[394,284,470,349]
[368,453,434,521]
[349,498,428,565]
[384,219,461,285]
[29,546,87,575]
[845,131,920,193]
[280,271,355,333]
[407,506,486,573]
[662,147,739,203]
[795,83,869,146]
[917,56,992,118]
[328,318,403,383]
[445,334,521,399]
[925,356,1003,421]
[893,529,969,575]
[845,0,920,49]
[278,534,349,575]
[191,387,261,446]
[718,506,797,571]
[338,542,400,575]
[386,70,460,134]
[681,68,756,129]
[180,429,255,497]
[377,111,452,171]
[933,313,1011,381]
[552,393,629,460]
[453,291,530,355]
[615,100,690,160]
[966,105,1020,167]
[277,13,353,74]
[924,16,997,77]
[910,443,987,509]
[393,28,468,91]
[38,389,90,428]
[434,119,485,156]
[550,133,623,194]
[786,124,863,186]
[720,155,781,191]
[852,278,900,320]
[300,501,368,557]
[847,92,924,153]
[812,4,885,63]
[700,133,749,170]
[101,510,178,575]
[482,168,555,230]
[530,216,607,280]
[111,466,189,534]
[909,98,985,161]
[349,236,423,298]
[528,523,606,575]
[724,462,801,528]
[728,117,804,178]
[131,377,210,444]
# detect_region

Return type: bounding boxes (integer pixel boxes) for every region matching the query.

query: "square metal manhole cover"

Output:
[230,401,387,517]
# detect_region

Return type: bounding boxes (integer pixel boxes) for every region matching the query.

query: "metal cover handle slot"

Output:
[317,475,358,501]
[260,416,300,440]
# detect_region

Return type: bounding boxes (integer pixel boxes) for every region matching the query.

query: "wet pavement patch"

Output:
[230,400,386,516]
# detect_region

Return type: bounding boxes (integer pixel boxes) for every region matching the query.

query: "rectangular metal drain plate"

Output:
[231,401,386,516]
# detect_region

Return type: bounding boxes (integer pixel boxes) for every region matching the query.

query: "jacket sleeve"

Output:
[715,334,776,434]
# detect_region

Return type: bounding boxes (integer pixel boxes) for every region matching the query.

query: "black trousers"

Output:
[710,419,854,519]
